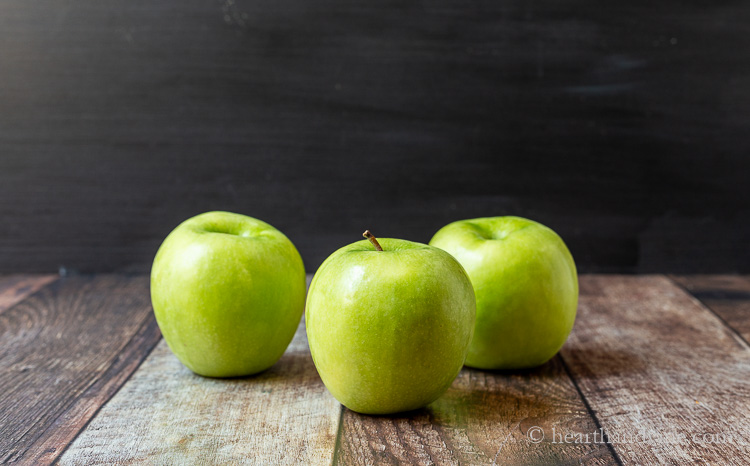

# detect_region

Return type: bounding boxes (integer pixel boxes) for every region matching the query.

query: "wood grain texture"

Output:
[59,320,340,465]
[670,275,750,343]
[0,275,160,464]
[1,1,749,274]
[336,356,616,465]
[561,275,750,464]
[0,274,57,313]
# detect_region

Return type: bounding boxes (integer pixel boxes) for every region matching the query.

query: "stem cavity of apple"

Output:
[363,230,384,251]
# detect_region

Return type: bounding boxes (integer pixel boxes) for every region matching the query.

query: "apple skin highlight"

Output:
[306,236,476,415]
[430,216,578,370]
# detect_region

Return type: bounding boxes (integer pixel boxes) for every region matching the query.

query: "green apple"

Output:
[150,211,306,377]
[429,216,578,370]
[306,231,476,415]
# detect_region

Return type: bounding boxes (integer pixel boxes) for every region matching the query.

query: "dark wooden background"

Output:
[1,0,748,274]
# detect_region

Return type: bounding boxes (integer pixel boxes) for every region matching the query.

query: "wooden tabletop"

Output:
[2,274,749,465]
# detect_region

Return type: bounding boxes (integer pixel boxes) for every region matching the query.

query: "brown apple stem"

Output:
[363,230,383,251]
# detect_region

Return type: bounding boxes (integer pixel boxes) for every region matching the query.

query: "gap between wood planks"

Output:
[558,356,623,466]
[45,314,162,464]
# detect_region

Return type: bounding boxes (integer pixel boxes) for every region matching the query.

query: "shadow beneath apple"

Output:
[185,351,325,393]
[348,406,433,420]
[469,360,558,377]
[463,344,649,380]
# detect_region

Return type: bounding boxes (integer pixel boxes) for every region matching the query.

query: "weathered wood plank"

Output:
[336,357,617,464]
[561,275,750,465]
[0,275,160,464]
[0,274,57,313]
[59,319,341,465]
[670,275,750,343]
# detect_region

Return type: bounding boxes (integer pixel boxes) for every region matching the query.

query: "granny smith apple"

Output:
[306,231,476,415]
[151,211,306,377]
[429,216,578,370]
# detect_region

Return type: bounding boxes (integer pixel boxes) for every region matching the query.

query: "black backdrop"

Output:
[1,0,748,274]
